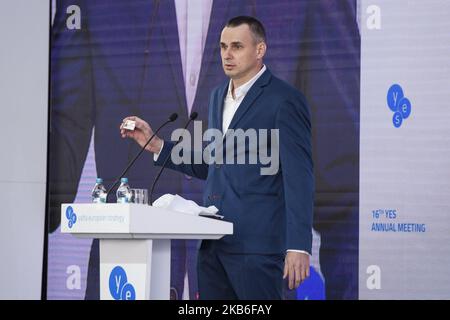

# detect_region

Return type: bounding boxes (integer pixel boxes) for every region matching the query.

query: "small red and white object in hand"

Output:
[121,119,136,131]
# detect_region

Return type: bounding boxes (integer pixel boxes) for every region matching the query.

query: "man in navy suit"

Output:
[121,16,314,299]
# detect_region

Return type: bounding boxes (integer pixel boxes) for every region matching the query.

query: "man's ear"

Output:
[257,42,267,60]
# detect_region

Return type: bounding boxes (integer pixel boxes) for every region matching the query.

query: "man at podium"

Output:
[121,16,314,300]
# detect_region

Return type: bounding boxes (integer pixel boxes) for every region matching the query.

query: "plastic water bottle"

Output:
[116,177,132,203]
[92,178,107,203]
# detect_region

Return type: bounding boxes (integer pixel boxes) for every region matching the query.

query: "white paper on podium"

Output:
[153,194,224,219]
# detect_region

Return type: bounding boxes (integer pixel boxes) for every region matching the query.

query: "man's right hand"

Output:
[120,116,163,154]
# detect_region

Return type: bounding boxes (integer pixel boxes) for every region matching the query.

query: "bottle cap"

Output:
[96,178,103,183]
[121,177,128,183]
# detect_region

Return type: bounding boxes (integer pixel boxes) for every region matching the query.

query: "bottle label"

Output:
[93,197,106,204]
[117,197,129,204]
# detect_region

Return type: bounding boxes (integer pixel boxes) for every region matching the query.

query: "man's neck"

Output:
[230,64,264,97]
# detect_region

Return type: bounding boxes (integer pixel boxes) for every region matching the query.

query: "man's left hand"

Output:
[283,251,310,290]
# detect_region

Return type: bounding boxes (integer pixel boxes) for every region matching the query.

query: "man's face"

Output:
[220,24,265,83]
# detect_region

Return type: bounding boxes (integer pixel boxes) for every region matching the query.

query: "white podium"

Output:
[60,203,233,300]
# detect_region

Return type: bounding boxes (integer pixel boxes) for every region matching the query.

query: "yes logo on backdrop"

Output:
[65,206,77,228]
[109,266,136,300]
[387,84,412,128]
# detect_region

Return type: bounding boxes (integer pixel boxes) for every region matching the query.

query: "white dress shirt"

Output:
[222,65,267,133]
[175,0,213,114]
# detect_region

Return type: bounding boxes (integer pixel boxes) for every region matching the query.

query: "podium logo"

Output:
[387,84,412,128]
[65,206,77,228]
[109,266,136,300]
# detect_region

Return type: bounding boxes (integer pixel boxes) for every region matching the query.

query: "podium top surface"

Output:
[61,203,233,240]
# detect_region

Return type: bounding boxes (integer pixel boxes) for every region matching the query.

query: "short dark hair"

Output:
[225,16,266,43]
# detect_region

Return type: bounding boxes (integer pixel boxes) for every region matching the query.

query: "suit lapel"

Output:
[159,0,188,118]
[225,69,272,133]
[215,82,229,130]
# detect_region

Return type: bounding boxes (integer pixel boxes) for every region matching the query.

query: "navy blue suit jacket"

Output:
[156,69,314,254]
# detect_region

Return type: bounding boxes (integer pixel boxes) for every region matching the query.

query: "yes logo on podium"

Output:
[65,206,77,228]
[109,266,136,300]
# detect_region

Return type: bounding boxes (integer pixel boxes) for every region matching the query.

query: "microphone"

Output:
[106,113,178,200]
[149,112,198,205]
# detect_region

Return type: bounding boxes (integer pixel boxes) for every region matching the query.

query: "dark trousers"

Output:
[197,241,284,300]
